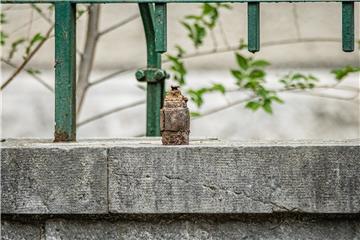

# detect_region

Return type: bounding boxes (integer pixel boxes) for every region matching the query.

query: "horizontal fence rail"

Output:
[1,0,357,141]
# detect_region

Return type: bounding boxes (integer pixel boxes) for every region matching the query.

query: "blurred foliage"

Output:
[181,3,231,48]
[1,3,359,118]
[331,66,360,81]
[166,3,359,116]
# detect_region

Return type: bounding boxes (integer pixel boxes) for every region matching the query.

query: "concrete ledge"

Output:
[2,214,360,240]
[1,138,359,214]
[1,142,108,214]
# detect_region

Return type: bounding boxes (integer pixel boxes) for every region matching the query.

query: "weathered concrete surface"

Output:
[1,138,359,215]
[1,215,360,240]
[1,142,108,214]
[1,220,42,240]
[109,139,360,214]
[43,217,360,240]
[1,138,360,239]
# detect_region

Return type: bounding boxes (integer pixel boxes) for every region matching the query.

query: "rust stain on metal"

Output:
[160,86,190,145]
[54,131,70,142]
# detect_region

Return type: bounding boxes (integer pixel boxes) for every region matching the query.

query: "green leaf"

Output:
[218,3,232,9]
[202,3,215,15]
[188,89,204,108]
[308,75,318,81]
[167,53,187,86]
[211,83,226,94]
[331,66,360,81]
[30,33,45,45]
[249,69,265,79]
[270,95,284,104]
[190,111,201,117]
[194,23,206,47]
[0,31,8,46]
[185,15,202,20]
[262,100,273,114]
[0,13,7,24]
[181,21,192,32]
[245,101,261,111]
[230,70,242,80]
[235,53,248,70]
[8,38,25,60]
[175,45,186,57]
[255,87,269,97]
[250,60,270,68]
[77,9,86,17]
[25,33,45,56]
[292,73,306,80]
[175,45,186,55]
[238,39,247,50]
[26,68,41,75]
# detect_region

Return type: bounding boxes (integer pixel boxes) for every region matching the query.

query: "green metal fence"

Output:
[1,0,357,141]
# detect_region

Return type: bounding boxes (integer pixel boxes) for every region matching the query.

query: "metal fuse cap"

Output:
[160,86,190,145]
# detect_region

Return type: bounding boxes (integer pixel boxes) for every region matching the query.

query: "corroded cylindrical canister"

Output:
[160,86,190,145]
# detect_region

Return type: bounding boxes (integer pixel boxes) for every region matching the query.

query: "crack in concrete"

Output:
[201,183,303,213]
[163,175,188,183]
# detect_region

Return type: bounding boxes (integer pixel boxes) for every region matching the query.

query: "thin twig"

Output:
[290,90,359,101]
[1,25,54,90]
[27,7,34,40]
[7,16,42,36]
[76,4,101,115]
[89,37,344,87]
[292,4,301,40]
[179,38,342,61]
[77,99,145,127]
[98,13,140,37]
[76,49,84,60]
[30,4,53,24]
[192,96,254,120]
[89,68,134,87]
[210,29,218,51]
[218,17,230,48]
[193,87,358,120]
[77,8,139,115]
[1,57,53,92]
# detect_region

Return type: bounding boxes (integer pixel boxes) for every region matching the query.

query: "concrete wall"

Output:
[1,138,359,239]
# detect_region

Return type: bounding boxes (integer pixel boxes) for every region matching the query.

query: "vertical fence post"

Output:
[139,3,167,136]
[248,2,260,53]
[155,3,167,105]
[342,1,354,52]
[54,2,77,142]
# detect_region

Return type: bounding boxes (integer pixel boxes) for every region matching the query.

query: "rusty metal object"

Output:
[160,86,190,145]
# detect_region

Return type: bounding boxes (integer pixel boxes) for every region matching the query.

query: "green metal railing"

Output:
[1,0,357,141]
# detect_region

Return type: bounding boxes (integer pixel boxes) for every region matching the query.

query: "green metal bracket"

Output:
[248,2,260,53]
[135,68,169,83]
[54,2,77,142]
[342,1,354,52]
[139,3,167,137]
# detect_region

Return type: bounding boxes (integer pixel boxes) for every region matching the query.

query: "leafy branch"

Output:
[181,3,231,48]
[1,25,54,90]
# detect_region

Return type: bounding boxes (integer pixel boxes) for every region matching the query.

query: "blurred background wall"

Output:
[1,3,359,140]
